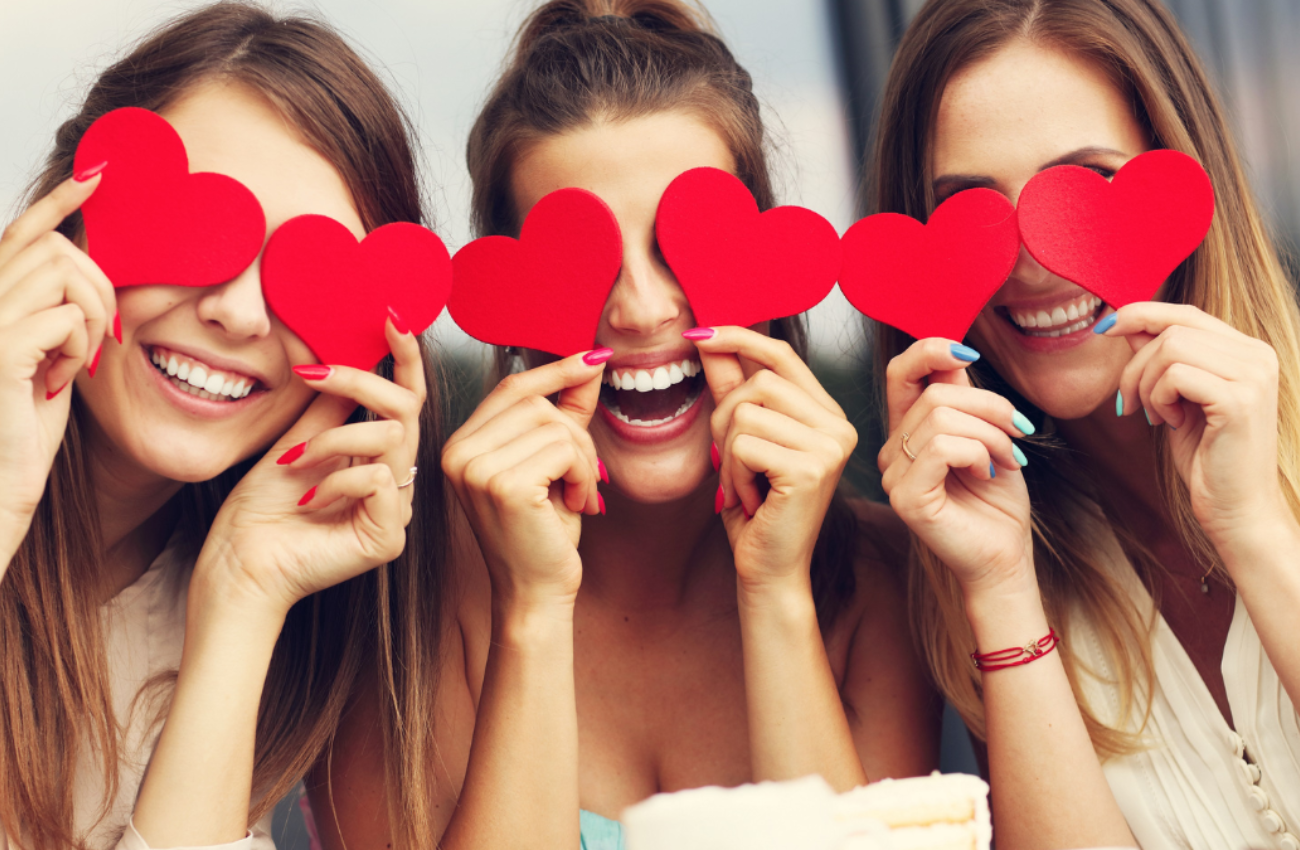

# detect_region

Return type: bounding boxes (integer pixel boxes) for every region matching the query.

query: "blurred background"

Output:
[2,0,1295,844]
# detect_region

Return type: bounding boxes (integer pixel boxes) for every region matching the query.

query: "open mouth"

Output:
[148,346,261,403]
[1000,293,1105,338]
[599,358,706,427]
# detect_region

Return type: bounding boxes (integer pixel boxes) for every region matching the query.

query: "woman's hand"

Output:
[192,320,424,619]
[440,351,607,608]
[877,338,1035,598]
[0,172,116,570]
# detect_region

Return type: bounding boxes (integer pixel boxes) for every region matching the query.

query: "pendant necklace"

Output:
[1200,566,1212,595]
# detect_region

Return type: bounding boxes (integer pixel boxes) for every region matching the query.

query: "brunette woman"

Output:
[315,2,938,848]
[0,5,445,849]
[872,0,1300,847]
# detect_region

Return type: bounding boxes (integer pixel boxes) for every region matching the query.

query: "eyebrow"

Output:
[931,146,1134,197]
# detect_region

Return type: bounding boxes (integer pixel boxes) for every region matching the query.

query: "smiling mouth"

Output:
[599,358,706,427]
[148,346,262,402]
[1000,293,1105,338]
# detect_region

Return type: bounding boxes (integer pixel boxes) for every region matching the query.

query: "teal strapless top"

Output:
[580,809,624,850]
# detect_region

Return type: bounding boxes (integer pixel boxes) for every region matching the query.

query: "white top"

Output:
[1070,527,1300,850]
[2,531,272,850]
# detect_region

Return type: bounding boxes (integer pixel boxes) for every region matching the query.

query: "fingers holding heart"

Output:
[721,401,851,518]
[880,406,1019,496]
[880,381,1027,473]
[887,433,997,518]
[883,338,982,434]
[689,325,841,413]
[461,420,601,518]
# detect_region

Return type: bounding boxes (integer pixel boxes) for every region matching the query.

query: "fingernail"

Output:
[598,492,606,515]
[1144,408,1154,426]
[297,486,318,507]
[293,365,333,381]
[742,502,753,519]
[1093,313,1118,335]
[583,347,614,366]
[949,343,981,362]
[46,383,68,401]
[597,458,609,484]
[989,463,997,479]
[1012,410,1035,436]
[715,485,725,514]
[87,344,102,378]
[1115,389,1124,416]
[277,442,307,465]
[1169,423,1178,431]
[1012,444,1029,468]
[683,328,716,341]
[112,311,122,344]
[387,305,410,335]
[74,160,108,182]
[710,442,720,471]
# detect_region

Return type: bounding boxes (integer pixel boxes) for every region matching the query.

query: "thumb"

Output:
[556,366,604,428]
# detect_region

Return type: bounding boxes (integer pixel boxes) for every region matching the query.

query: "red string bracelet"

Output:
[971,628,1059,671]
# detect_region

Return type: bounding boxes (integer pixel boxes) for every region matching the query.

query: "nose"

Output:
[194,259,273,339]
[602,242,689,338]
[1007,244,1053,288]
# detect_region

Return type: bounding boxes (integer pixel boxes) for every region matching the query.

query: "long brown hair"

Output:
[869,0,1300,755]
[468,0,859,626]
[4,4,448,848]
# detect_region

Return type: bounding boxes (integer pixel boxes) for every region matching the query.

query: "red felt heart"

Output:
[1017,149,1215,306]
[839,189,1020,341]
[449,188,622,357]
[74,107,266,288]
[262,216,451,371]
[656,167,841,327]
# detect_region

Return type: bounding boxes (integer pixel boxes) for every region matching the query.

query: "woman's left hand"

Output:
[1107,301,1286,552]
[193,319,424,619]
[687,326,857,592]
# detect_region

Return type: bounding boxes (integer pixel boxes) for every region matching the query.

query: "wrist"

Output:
[491,591,575,650]
[1207,498,1298,569]
[189,544,293,632]
[962,568,1052,652]
[736,571,816,622]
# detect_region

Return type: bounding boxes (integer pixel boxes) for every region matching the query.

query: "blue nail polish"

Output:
[950,343,981,363]
[1012,444,1029,468]
[1093,313,1118,335]
[1115,390,1124,417]
[989,463,997,479]
[1012,410,1036,436]
[1169,423,1178,431]
[1144,408,1153,426]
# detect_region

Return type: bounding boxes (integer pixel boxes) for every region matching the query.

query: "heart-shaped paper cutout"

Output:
[262,216,451,371]
[1017,149,1215,306]
[74,107,266,288]
[656,167,841,327]
[839,188,1020,341]
[449,188,622,357]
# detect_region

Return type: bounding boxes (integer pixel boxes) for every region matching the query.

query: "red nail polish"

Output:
[710,442,720,471]
[598,492,606,515]
[112,311,122,344]
[597,458,609,484]
[293,365,333,381]
[583,347,614,366]
[715,485,725,514]
[683,328,716,341]
[46,383,68,401]
[298,486,318,506]
[387,305,409,335]
[87,344,102,378]
[74,160,108,182]
[277,442,307,465]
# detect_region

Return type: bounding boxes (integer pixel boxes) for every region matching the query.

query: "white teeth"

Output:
[634,370,654,393]
[1035,311,1051,327]
[167,356,179,376]
[652,367,671,390]
[204,372,225,394]
[1066,303,1080,321]
[150,347,255,401]
[1051,307,1068,325]
[604,383,703,426]
[177,362,191,381]
[1009,294,1104,336]
[221,380,234,396]
[669,363,684,383]
[232,379,247,398]
[611,372,623,390]
[187,365,207,389]
[1020,313,1038,328]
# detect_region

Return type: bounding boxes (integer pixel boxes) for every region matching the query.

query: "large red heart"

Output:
[1017,149,1215,306]
[262,216,451,371]
[656,167,841,327]
[839,189,1020,341]
[449,188,622,357]
[74,107,266,288]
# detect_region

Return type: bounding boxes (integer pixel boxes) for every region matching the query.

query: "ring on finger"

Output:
[397,466,418,488]
[900,431,918,461]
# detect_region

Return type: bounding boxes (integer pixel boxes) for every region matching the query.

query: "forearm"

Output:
[966,579,1134,850]
[441,595,579,850]
[738,576,866,791]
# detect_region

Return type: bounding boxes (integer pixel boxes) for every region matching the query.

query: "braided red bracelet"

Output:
[971,628,1059,671]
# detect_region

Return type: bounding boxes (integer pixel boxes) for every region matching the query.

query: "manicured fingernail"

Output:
[950,343,981,362]
[112,311,122,344]
[583,347,614,366]
[683,328,716,341]
[293,365,333,381]
[715,485,725,514]
[1144,408,1153,426]
[298,486,318,506]
[1012,444,1029,468]
[1115,389,1124,416]
[1012,410,1035,436]
[1093,313,1118,335]
[598,492,606,515]
[1169,423,1178,431]
[277,442,307,465]
[710,442,720,471]
[597,458,609,484]
[46,383,68,401]
[989,463,997,479]
[74,160,108,182]
[387,305,410,335]
[87,344,102,378]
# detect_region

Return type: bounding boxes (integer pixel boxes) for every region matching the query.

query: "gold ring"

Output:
[900,432,918,461]
[397,467,418,489]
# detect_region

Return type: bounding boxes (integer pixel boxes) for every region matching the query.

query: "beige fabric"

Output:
[1070,526,1300,850]
[2,532,272,850]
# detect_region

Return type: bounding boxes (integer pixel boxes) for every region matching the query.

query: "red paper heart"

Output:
[656,167,841,327]
[74,107,266,288]
[449,188,622,357]
[839,189,1020,341]
[1017,149,1215,306]
[262,216,451,371]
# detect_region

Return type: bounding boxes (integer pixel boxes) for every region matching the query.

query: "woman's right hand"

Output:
[0,171,116,569]
[441,350,608,607]
[877,338,1035,598]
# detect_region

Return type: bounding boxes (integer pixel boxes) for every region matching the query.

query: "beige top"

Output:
[1070,523,1300,850]
[2,532,273,850]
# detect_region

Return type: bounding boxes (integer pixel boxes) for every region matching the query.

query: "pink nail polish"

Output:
[74,160,108,182]
[742,502,753,520]
[293,365,333,381]
[683,327,716,341]
[87,344,102,378]
[298,486,318,506]
[710,442,720,471]
[583,347,614,366]
[715,485,725,514]
[112,311,122,344]
[598,492,606,515]
[46,383,68,401]
[597,458,609,484]
[387,305,409,335]
[277,442,307,465]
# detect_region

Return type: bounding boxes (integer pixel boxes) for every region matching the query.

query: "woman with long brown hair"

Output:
[0,4,446,848]
[871,0,1300,847]
[315,2,938,849]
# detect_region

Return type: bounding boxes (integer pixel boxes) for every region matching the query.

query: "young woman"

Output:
[314,2,938,848]
[0,5,446,849]
[872,0,1300,847]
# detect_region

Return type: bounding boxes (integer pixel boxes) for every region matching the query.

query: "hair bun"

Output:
[515,0,712,55]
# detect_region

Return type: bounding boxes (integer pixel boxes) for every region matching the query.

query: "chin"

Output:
[1013,377,1115,422]
[118,424,264,484]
